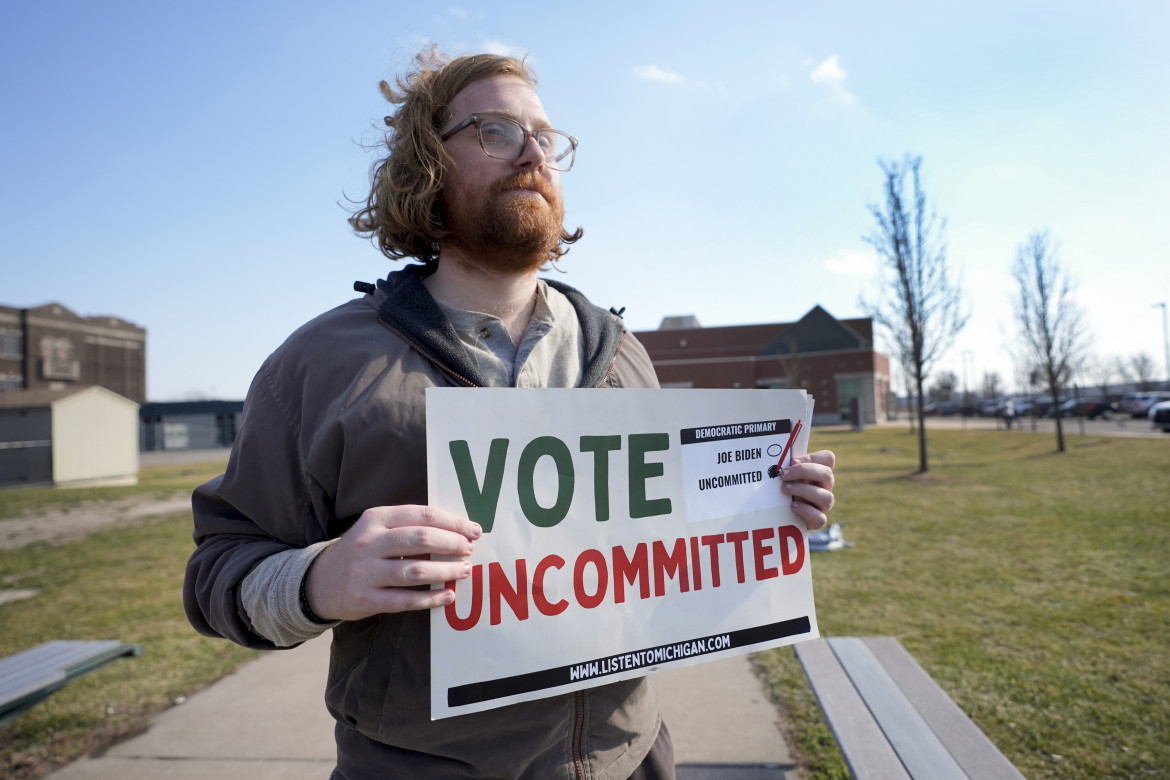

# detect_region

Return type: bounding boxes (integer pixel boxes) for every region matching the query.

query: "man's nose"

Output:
[514,133,546,169]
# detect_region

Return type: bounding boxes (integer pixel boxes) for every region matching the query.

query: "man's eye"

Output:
[537,133,556,152]
[479,122,515,145]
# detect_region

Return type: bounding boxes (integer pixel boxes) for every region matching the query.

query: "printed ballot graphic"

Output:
[680,419,795,524]
[427,388,818,719]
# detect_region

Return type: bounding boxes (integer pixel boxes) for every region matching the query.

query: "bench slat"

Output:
[0,640,141,728]
[794,638,911,780]
[863,637,1025,780]
[829,638,967,780]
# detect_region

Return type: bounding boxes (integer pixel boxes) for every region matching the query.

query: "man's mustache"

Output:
[490,173,557,203]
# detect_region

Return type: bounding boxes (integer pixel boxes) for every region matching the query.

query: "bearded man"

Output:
[184,50,837,780]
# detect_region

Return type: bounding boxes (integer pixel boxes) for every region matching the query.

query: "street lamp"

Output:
[1156,302,1169,388]
[961,349,972,429]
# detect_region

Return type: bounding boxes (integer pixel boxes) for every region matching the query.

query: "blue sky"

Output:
[2,1,1167,400]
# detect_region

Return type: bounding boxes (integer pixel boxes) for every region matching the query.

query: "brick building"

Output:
[634,306,891,426]
[0,303,146,404]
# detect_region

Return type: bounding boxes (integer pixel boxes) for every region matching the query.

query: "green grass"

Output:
[0,459,255,779]
[754,427,1170,779]
[4,437,1169,778]
[0,460,230,520]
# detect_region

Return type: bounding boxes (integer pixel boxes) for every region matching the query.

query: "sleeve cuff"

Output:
[240,540,341,647]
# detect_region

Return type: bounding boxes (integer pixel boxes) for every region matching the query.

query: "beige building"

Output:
[0,386,139,488]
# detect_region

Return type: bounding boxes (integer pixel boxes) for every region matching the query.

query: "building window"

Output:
[39,336,80,381]
[0,371,22,391]
[0,328,22,359]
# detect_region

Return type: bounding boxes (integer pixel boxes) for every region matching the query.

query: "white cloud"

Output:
[635,64,685,84]
[481,39,528,59]
[810,55,856,104]
[824,248,876,275]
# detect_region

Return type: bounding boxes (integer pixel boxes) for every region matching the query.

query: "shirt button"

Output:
[479,328,491,339]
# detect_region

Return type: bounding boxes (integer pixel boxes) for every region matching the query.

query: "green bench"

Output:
[795,637,1025,779]
[0,640,142,728]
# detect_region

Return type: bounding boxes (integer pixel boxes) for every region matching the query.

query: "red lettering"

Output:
[752,527,778,580]
[726,531,750,583]
[689,536,702,590]
[701,534,725,588]
[533,555,568,616]
[573,548,609,608]
[612,543,649,603]
[652,538,690,596]
[779,524,806,575]
[444,565,483,632]
[489,559,528,626]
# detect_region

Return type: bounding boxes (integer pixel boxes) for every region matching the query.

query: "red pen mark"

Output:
[767,419,803,479]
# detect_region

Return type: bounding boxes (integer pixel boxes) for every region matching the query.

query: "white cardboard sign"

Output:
[426,388,818,719]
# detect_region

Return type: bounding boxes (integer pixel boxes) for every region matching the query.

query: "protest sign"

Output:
[427,388,818,719]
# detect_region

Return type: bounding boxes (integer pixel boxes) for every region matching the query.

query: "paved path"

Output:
[47,635,797,779]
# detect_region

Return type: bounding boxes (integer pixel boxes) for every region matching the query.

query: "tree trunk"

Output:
[915,370,929,473]
[1048,371,1065,452]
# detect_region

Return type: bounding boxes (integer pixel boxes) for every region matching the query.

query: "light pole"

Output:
[961,349,972,429]
[1156,302,1169,389]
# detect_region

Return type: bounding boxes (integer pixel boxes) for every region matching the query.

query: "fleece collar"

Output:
[373,265,625,388]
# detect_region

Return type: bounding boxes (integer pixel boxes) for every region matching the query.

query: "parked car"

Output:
[1128,392,1170,418]
[1056,397,1112,419]
[1149,400,1170,433]
[978,398,1006,417]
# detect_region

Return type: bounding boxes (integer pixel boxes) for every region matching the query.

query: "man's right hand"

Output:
[304,505,481,621]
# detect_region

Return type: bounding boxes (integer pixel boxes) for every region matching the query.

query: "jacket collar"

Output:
[374,265,625,388]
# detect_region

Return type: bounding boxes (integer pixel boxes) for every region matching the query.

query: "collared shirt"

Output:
[435,279,585,389]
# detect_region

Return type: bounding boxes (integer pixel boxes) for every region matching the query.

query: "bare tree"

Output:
[928,370,958,403]
[1124,352,1157,392]
[1087,356,1119,398]
[862,155,968,472]
[981,371,1002,399]
[1012,232,1087,452]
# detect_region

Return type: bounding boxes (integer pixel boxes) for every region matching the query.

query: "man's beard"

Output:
[442,172,564,275]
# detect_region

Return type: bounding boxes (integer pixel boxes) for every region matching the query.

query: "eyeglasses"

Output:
[438,113,578,172]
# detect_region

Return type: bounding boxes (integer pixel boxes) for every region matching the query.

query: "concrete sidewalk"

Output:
[48,636,797,779]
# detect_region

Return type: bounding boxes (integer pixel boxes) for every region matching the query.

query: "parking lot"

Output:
[904,413,1168,439]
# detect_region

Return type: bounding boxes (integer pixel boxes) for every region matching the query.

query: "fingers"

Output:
[306,504,480,621]
[781,449,837,532]
[790,498,830,532]
[363,504,482,548]
[783,450,836,489]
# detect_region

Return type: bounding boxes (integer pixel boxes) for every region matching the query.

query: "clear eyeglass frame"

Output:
[437,113,578,172]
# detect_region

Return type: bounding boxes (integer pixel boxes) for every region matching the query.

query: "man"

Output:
[184,50,837,780]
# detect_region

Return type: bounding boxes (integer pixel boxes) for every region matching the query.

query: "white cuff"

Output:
[240,540,340,647]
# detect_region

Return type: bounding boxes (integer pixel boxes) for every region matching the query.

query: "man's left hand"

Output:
[780,450,836,531]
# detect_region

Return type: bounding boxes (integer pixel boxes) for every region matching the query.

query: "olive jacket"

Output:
[183,265,663,780]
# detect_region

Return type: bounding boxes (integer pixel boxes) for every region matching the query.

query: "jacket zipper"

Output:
[378,319,479,388]
[573,690,586,780]
[596,330,628,388]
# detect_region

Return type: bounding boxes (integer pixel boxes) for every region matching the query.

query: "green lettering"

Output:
[517,436,575,528]
[579,435,621,522]
[629,432,672,519]
[448,439,509,533]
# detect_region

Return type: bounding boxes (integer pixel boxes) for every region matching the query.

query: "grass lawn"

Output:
[754,426,1170,779]
[3,433,1168,779]
[0,458,255,779]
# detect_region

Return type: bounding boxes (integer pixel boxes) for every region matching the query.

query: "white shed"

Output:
[0,386,139,488]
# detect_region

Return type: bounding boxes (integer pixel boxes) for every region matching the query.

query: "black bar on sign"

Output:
[447,616,812,707]
[679,419,792,446]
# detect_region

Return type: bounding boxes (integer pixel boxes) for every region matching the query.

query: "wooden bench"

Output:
[794,637,1024,780]
[0,640,142,728]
